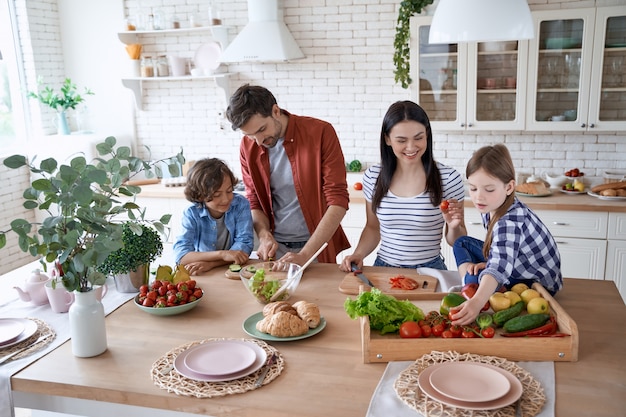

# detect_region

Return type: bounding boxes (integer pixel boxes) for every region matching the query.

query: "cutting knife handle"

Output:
[350,262,362,275]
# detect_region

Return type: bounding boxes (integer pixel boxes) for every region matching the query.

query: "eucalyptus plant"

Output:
[394,0,434,88]
[0,136,184,292]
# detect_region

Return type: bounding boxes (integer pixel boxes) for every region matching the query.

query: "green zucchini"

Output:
[503,313,551,333]
[492,301,525,326]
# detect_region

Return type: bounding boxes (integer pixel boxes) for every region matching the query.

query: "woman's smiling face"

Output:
[385,120,426,163]
[467,168,515,214]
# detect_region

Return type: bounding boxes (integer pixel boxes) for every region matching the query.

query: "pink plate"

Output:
[418,362,523,410]
[429,362,510,402]
[183,340,257,376]
[0,318,38,349]
[174,341,267,382]
[0,319,25,346]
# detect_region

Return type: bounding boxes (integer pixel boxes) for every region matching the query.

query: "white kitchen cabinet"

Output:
[606,213,626,302]
[409,17,528,131]
[526,6,626,131]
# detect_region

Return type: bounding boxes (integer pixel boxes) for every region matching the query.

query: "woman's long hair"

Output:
[372,101,442,211]
[466,144,516,258]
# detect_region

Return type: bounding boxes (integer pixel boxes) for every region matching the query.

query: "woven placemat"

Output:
[394,351,545,417]
[151,337,283,398]
[0,318,56,360]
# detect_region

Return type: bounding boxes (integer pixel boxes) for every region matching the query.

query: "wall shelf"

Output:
[121,73,234,110]
[117,26,229,50]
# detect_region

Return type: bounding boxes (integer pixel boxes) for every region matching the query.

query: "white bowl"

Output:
[544,173,567,188]
[240,261,302,304]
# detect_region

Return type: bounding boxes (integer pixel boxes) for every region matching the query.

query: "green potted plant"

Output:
[0,135,183,293]
[27,77,94,134]
[97,222,164,292]
[393,0,434,88]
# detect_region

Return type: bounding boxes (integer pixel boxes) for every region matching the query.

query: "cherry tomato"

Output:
[353,182,363,190]
[440,200,449,211]
[481,327,496,338]
[399,321,422,338]
[441,330,454,338]
[420,325,432,338]
[432,323,445,337]
[450,325,463,338]
[462,328,477,338]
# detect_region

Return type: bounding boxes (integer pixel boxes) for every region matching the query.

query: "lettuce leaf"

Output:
[344,288,424,334]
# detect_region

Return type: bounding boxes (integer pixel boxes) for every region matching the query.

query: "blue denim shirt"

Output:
[173,194,254,264]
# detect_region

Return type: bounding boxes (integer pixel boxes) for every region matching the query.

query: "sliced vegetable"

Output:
[389,275,419,290]
[492,300,525,326]
[344,288,425,335]
[503,313,551,333]
[229,264,242,272]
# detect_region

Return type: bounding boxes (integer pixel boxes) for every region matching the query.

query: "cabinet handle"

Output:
[580,123,586,128]
[555,240,568,244]
[589,123,595,128]
[552,222,569,226]
[469,222,482,225]
[460,122,466,127]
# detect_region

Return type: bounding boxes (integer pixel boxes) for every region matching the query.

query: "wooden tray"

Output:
[359,283,578,363]
[338,266,439,296]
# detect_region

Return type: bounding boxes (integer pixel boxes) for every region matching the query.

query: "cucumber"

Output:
[229,264,242,272]
[492,301,525,326]
[503,313,551,333]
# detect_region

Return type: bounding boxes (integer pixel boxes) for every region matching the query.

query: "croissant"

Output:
[262,301,297,317]
[292,301,321,329]
[256,311,309,337]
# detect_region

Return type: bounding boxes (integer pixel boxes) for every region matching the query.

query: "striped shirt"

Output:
[479,198,563,293]
[362,162,465,266]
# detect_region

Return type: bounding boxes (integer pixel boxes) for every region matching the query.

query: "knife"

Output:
[254,353,277,388]
[351,263,376,288]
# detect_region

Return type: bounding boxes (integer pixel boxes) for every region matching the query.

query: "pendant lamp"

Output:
[429,0,534,43]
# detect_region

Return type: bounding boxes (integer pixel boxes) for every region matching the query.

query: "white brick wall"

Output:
[1,0,624,275]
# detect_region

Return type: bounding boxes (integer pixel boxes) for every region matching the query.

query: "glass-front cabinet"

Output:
[410,17,528,130]
[526,6,626,131]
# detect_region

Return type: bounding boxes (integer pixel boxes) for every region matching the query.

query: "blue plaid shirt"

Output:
[479,198,562,293]
[173,194,254,264]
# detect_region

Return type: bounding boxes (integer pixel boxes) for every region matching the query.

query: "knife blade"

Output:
[350,263,375,288]
[254,353,277,388]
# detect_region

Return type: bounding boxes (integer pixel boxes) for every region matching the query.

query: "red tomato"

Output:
[440,200,449,211]
[432,323,445,337]
[353,182,363,190]
[462,328,477,338]
[420,325,432,338]
[481,327,496,338]
[399,321,422,338]
[441,330,454,338]
[450,325,463,338]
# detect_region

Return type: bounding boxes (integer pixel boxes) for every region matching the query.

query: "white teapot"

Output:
[14,269,51,306]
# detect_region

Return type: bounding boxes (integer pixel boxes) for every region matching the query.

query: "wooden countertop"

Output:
[136,183,626,213]
[11,264,626,417]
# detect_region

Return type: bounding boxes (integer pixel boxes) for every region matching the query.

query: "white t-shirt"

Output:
[362,162,465,266]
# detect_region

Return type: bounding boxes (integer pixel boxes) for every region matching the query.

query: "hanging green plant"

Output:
[393,0,434,89]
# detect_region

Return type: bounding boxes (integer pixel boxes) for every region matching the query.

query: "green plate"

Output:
[134,293,202,316]
[242,312,326,341]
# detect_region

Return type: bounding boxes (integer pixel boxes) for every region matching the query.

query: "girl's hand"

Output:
[442,198,464,228]
[223,250,249,265]
[466,262,486,275]
[339,255,362,273]
[449,297,485,326]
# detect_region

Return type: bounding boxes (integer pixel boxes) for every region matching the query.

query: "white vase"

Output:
[69,289,107,357]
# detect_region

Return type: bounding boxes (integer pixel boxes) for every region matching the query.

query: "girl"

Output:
[339,101,466,272]
[450,144,562,326]
[173,158,254,275]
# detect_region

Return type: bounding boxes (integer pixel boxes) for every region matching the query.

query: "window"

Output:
[0,0,27,154]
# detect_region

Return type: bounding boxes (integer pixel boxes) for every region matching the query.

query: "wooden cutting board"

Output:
[338,266,439,296]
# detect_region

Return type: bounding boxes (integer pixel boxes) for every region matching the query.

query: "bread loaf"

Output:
[256,311,309,337]
[262,301,297,317]
[591,180,626,193]
[515,181,550,195]
[292,301,321,328]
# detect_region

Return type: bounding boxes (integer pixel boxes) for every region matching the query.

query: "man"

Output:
[226,84,350,264]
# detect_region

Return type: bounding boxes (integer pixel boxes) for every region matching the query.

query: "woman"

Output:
[449,144,562,326]
[339,101,466,272]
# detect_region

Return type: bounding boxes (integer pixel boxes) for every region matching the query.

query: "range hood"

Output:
[220,0,305,63]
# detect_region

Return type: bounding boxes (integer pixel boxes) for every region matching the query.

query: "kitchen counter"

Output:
[135,183,626,213]
[10,263,626,417]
